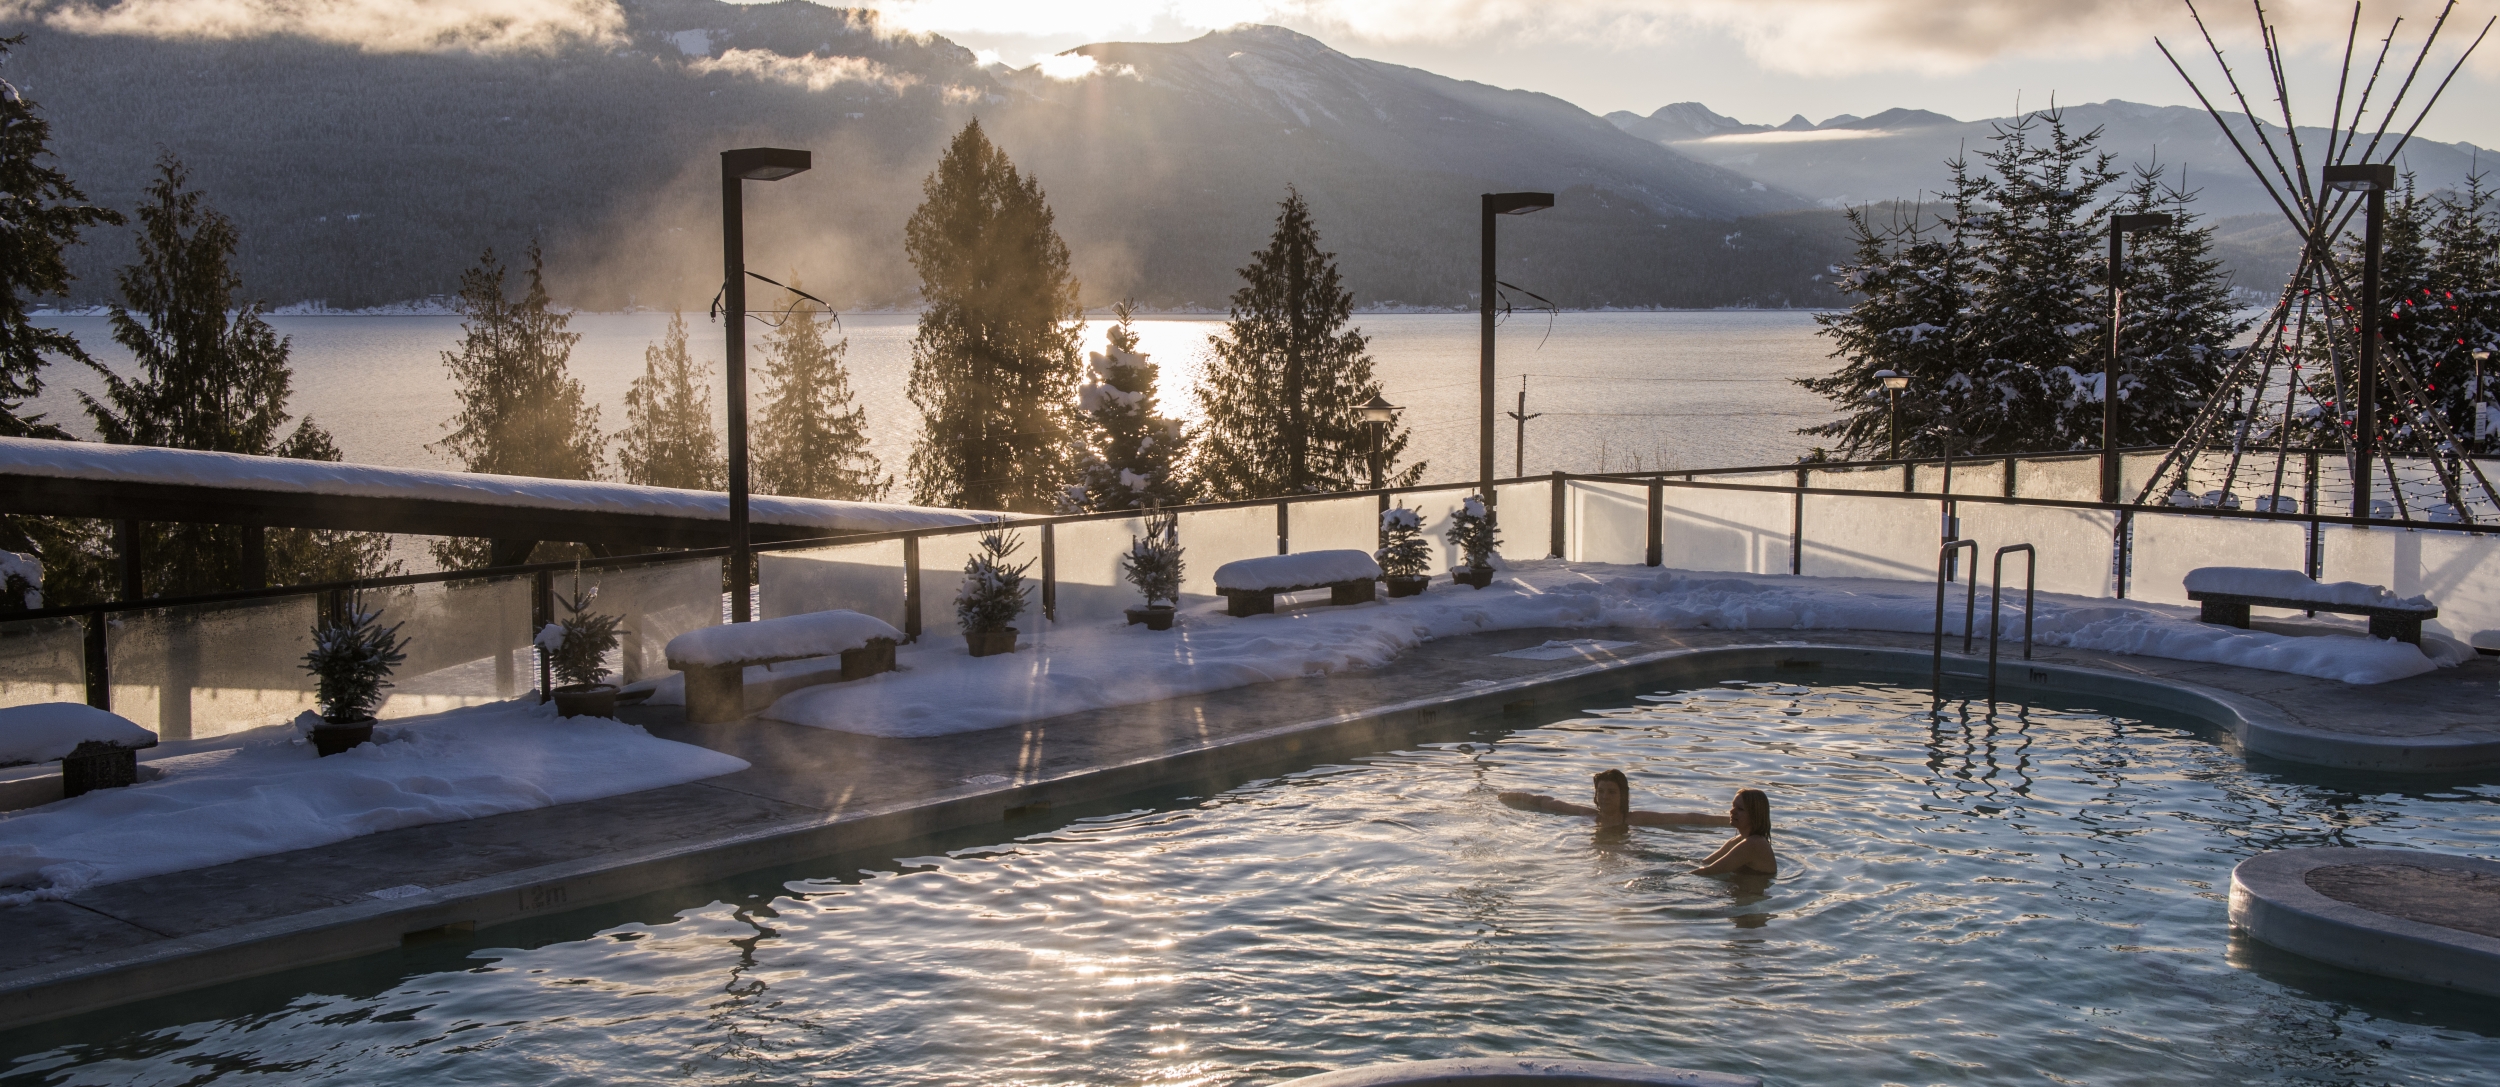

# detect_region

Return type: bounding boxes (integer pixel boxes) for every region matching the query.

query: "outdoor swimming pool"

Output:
[4,676,2498,1086]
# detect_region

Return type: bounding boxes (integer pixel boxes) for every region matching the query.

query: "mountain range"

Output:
[9,0,2486,312]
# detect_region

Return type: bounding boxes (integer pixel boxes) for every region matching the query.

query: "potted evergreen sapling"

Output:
[299,592,409,756]
[1446,496,1500,589]
[1120,510,1184,629]
[1377,506,1432,597]
[538,575,625,717]
[957,528,1031,657]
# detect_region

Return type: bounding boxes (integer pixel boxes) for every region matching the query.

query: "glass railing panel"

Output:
[0,616,88,711]
[1952,502,2119,599]
[1050,513,1150,628]
[2322,524,2500,644]
[759,539,906,630]
[1566,480,1648,565]
[369,574,534,718]
[584,558,724,687]
[2127,511,2309,607]
[1288,494,1380,558]
[1798,492,1946,582]
[1660,485,1792,574]
[2010,454,2101,503]
[1173,504,1285,603]
[1806,465,1901,492]
[105,595,320,741]
[1493,480,1554,562]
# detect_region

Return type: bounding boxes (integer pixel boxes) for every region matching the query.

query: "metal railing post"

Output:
[2113,508,2134,600]
[1645,478,1663,567]
[83,610,108,710]
[1989,543,2037,702]
[1934,538,1978,690]
[1791,467,1806,575]
[1549,471,1566,559]
[903,536,922,643]
[1276,499,1290,555]
[532,569,553,702]
[1041,522,1057,623]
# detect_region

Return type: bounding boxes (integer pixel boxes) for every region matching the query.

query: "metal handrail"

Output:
[1988,543,2037,701]
[1932,538,1978,689]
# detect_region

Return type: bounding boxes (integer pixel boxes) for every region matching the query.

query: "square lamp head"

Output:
[1484,191,1555,216]
[1875,369,1909,392]
[723,147,811,181]
[2322,163,2395,194]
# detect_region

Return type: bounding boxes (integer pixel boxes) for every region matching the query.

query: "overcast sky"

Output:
[857,0,2500,147]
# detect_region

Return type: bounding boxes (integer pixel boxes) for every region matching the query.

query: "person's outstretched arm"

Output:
[1625,810,1735,828]
[1498,791,1596,817]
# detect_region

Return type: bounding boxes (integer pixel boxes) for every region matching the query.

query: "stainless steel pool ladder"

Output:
[1933,540,2039,697]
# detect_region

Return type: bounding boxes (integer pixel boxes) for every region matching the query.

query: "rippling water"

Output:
[6,678,2498,1086]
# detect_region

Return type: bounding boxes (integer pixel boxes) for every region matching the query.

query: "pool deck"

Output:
[3,619,2496,1030]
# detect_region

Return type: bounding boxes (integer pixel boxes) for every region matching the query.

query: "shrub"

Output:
[1119,510,1184,607]
[537,575,623,689]
[302,591,409,722]
[1376,506,1432,578]
[955,527,1032,634]
[1445,496,1500,571]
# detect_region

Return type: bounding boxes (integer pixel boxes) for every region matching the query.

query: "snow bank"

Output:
[666,609,901,666]
[1213,549,1382,590]
[2183,567,2432,610]
[0,704,155,766]
[760,561,2466,740]
[0,436,1000,536]
[0,700,746,904]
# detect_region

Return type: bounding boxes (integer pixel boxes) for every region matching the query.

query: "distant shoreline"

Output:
[34,304,1843,319]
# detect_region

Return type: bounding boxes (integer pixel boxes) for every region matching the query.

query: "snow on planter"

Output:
[0,703,156,767]
[2183,567,2432,609]
[663,609,903,667]
[0,700,747,904]
[1213,550,1383,590]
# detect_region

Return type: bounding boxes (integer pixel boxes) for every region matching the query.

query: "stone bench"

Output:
[1212,550,1382,617]
[664,610,904,724]
[2184,567,2438,645]
[0,702,159,805]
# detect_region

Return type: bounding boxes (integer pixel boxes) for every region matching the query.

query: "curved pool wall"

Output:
[0,641,2477,1034]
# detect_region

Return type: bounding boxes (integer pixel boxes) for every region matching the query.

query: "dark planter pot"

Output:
[966,628,1019,657]
[312,718,376,757]
[1124,605,1177,631]
[1384,575,1431,598]
[552,683,619,719]
[1451,567,1495,590]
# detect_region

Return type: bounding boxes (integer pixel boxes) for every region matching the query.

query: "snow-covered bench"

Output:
[0,703,158,800]
[1212,550,1382,617]
[664,610,903,724]
[2184,567,2438,645]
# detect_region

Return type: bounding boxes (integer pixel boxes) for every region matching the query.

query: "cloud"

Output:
[1,0,626,53]
[688,48,922,94]
[860,0,2481,75]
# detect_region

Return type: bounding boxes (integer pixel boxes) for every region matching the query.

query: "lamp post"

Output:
[1359,393,1400,491]
[2472,348,2491,449]
[1875,369,1908,460]
[2104,211,2175,503]
[2325,163,2395,525]
[721,146,811,623]
[1481,191,1554,522]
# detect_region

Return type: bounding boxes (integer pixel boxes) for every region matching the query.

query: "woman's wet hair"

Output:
[1592,769,1630,815]
[1733,788,1771,836]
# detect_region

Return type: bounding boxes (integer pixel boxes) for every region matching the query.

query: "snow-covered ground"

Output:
[742,560,2471,740]
[0,701,747,905]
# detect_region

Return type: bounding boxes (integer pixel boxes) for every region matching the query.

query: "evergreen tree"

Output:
[430,243,602,567]
[753,291,889,500]
[2101,165,2249,447]
[1194,187,1418,498]
[1959,111,2122,453]
[618,311,722,491]
[0,37,122,603]
[1066,300,1190,511]
[903,119,1083,512]
[0,35,120,440]
[78,156,395,596]
[1799,189,1979,458]
[2378,175,2499,450]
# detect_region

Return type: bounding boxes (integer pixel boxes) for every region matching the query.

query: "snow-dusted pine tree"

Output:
[955,528,1031,635]
[1797,187,1979,459]
[904,120,1083,513]
[1194,187,1419,498]
[1066,301,1189,511]
[754,292,888,500]
[2100,166,2247,447]
[618,311,723,492]
[2370,175,2500,451]
[1959,111,2122,454]
[1376,507,1431,579]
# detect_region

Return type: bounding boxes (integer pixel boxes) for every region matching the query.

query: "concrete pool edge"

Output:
[2229,848,2500,998]
[0,639,2477,1033]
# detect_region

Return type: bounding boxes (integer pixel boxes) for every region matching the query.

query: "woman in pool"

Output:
[1499,771,1776,876]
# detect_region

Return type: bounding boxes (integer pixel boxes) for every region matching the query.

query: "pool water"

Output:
[6,678,2500,1086]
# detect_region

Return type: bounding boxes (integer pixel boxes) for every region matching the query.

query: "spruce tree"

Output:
[430,243,603,567]
[1194,187,1417,498]
[1066,300,1190,511]
[2102,166,2248,447]
[2377,175,2498,450]
[903,120,1082,512]
[753,292,889,500]
[1960,111,2121,453]
[0,36,123,603]
[618,311,723,491]
[1798,188,1979,458]
[79,156,395,595]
